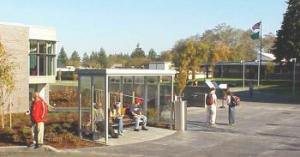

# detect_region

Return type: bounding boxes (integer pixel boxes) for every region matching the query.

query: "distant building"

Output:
[257,52,276,61]
[111,64,123,69]
[0,22,57,113]
[149,61,174,70]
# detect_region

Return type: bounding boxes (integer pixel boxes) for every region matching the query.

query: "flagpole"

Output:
[257,21,262,87]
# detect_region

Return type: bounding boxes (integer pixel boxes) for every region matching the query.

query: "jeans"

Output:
[134,115,147,129]
[115,117,124,134]
[228,106,235,124]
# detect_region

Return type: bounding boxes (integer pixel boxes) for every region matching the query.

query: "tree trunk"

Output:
[0,103,4,128]
[9,97,12,128]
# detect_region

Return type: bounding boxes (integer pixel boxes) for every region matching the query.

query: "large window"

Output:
[29,40,56,76]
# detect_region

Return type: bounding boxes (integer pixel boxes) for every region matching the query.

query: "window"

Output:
[29,40,56,76]
[30,41,38,75]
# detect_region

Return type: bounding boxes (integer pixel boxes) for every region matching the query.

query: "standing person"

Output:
[29,92,48,148]
[225,89,239,125]
[206,88,218,127]
[249,81,254,97]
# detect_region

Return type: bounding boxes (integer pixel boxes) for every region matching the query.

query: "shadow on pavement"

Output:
[233,90,300,105]
[187,120,240,134]
[256,132,300,139]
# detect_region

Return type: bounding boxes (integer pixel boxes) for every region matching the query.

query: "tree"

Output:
[108,53,131,68]
[0,42,15,128]
[172,39,192,95]
[265,62,275,80]
[89,51,98,68]
[160,50,173,61]
[263,33,276,53]
[89,48,108,68]
[68,51,81,67]
[148,48,157,59]
[189,42,209,83]
[273,0,300,62]
[98,48,108,68]
[201,24,257,61]
[81,52,90,67]
[131,43,145,58]
[57,47,68,68]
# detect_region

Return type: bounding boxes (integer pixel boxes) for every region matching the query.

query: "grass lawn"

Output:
[194,77,299,98]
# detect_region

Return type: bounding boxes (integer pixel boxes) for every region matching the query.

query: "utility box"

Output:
[175,100,187,131]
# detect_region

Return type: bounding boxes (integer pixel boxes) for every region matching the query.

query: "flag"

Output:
[251,31,260,40]
[252,22,261,30]
[251,21,261,40]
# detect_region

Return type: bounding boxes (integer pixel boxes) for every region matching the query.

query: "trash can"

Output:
[175,100,187,131]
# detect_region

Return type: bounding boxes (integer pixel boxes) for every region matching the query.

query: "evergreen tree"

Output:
[57,47,68,68]
[273,0,300,61]
[81,52,90,67]
[69,50,81,67]
[148,48,157,59]
[89,51,99,68]
[131,43,145,58]
[98,48,108,68]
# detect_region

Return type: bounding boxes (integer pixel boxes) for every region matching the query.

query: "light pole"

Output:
[255,60,260,87]
[290,58,297,96]
[241,60,245,88]
[221,62,224,82]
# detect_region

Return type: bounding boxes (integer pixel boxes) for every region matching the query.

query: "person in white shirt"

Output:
[206,87,218,127]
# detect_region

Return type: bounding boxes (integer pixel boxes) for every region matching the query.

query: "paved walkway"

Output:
[95,127,175,146]
[1,101,300,157]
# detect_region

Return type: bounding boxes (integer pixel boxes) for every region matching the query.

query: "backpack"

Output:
[231,95,240,106]
[206,94,214,106]
[42,101,49,121]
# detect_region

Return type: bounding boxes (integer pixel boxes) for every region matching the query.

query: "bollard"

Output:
[175,100,187,131]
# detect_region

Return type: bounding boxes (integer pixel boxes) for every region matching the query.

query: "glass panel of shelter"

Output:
[92,76,106,141]
[79,76,107,141]
[79,76,92,139]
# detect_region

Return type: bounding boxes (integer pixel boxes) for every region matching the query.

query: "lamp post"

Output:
[241,60,245,88]
[254,60,260,87]
[290,58,297,96]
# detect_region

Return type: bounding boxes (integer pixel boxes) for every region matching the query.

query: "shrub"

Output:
[0,127,18,142]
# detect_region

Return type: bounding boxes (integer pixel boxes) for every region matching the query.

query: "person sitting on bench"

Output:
[94,104,118,138]
[130,98,148,131]
[111,102,124,136]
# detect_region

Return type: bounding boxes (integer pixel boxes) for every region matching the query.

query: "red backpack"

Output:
[231,95,240,106]
[42,101,49,121]
[206,94,214,105]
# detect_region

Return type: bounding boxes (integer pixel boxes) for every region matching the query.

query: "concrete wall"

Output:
[0,24,30,113]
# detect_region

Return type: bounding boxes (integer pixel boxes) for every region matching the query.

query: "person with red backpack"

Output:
[225,89,240,125]
[29,92,48,148]
[206,87,218,127]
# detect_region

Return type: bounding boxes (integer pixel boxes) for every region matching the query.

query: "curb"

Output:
[0,145,62,153]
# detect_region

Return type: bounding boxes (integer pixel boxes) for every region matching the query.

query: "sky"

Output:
[0,0,288,56]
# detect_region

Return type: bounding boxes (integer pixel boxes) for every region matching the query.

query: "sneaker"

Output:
[142,127,148,131]
[28,143,36,148]
[134,129,139,132]
[34,144,43,149]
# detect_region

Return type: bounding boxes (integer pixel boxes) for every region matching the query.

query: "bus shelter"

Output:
[77,68,176,144]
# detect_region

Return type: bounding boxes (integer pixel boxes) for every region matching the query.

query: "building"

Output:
[149,61,174,70]
[0,22,56,113]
